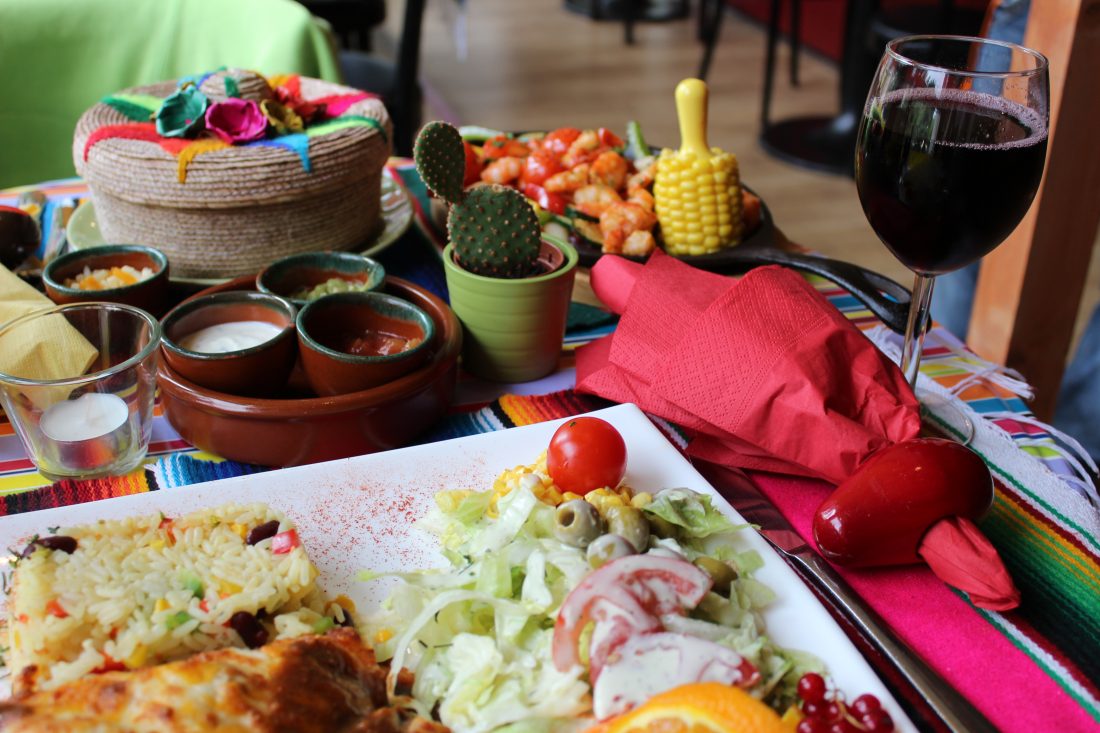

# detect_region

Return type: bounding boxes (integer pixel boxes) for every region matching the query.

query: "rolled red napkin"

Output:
[577,251,921,483]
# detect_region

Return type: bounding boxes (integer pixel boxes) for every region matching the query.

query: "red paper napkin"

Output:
[577,252,921,483]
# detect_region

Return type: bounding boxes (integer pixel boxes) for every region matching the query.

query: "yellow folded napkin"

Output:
[0,265,98,401]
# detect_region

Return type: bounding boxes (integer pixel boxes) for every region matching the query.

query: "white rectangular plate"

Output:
[0,404,915,729]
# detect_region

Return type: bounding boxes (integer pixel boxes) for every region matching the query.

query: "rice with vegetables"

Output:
[6,502,350,693]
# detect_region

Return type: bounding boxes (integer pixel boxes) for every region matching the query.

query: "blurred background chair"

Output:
[334,0,426,156]
[0,0,341,189]
[300,0,387,50]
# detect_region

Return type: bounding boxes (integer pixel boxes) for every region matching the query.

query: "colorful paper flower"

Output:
[260,99,304,135]
[154,86,209,138]
[274,84,320,124]
[204,98,267,144]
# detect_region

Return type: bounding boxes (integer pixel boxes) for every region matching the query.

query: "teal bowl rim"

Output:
[296,291,436,365]
[160,291,298,362]
[256,251,387,306]
[43,244,169,297]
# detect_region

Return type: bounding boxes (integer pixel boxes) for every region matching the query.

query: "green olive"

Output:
[553,499,603,548]
[606,506,651,552]
[586,534,636,569]
[646,513,680,539]
[694,556,738,594]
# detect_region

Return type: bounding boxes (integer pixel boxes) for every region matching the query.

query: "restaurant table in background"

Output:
[1,165,1097,731]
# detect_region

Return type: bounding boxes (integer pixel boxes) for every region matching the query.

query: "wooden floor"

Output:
[383,0,1099,351]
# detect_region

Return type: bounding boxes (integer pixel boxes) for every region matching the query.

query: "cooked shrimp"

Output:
[626,162,656,196]
[573,184,622,218]
[589,151,629,190]
[544,164,590,194]
[480,156,523,185]
[621,229,657,257]
[627,187,655,212]
[562,130,600,168]
[599,201,657,254]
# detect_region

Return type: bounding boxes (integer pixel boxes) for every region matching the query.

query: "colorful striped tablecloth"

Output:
[1,167,1097,731]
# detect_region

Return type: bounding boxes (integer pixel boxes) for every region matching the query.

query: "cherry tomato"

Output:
[597,127,624,148]
[546,417,627,496]
[522,182,567,216]
[520,149,564,187]
[462,141,483,187]
[481,134,529,160]
[541,127,582,155]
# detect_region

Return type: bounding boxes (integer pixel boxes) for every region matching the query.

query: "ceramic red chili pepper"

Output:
[812,438,993,567]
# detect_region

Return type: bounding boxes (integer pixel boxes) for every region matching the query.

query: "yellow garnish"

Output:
[109,266,138,285]
[217,580,243,596]
[374,628,394,643]
[333,594,357,614]
[229,522,248,539]
[149,538,166,550]
[631,492,654,508]
[154,599,170,613]
[126,644,148,668]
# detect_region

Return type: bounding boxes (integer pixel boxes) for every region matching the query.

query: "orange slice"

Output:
[597,683,791,733]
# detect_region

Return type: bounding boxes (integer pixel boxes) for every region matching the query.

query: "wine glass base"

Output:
[916,388,975,446]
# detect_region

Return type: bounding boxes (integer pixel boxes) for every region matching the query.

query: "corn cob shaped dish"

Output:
[654,79,744,256]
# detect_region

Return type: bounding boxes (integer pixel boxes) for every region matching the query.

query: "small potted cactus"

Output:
[414,121,578,382]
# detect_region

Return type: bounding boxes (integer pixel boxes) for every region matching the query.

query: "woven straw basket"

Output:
[73,72,392,280]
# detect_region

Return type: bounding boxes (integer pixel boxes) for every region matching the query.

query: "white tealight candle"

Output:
[40,393,129,443]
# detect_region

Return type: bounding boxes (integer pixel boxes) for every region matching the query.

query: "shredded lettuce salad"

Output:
[360,477,822,733]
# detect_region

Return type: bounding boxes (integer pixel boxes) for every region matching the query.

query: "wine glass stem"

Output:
[901,273,936,387]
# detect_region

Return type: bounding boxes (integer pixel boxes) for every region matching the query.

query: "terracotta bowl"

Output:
[160,292,298,397]
[256,251,386,307]
[156,276,461,467]
[43,244,170,316]
[297,291,436,396]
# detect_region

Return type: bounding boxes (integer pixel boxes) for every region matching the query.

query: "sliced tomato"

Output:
[552,554,712,679]
[522,183,567,216]
[597,127,624,149]
[592,632,761,720]
[45,598,68,618]
[463,141,483,187]
[520,149,564,187]
[742,189,762,231]
[271,529,300,554]
[542,127,582,155]
[481,134,529,160]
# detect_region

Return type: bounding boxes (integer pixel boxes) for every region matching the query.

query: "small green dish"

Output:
[43,244,170,316]
[256,251,386,307]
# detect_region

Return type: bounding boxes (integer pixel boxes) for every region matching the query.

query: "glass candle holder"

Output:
[0,302,161,481]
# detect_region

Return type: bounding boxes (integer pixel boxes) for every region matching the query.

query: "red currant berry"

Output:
[802,700,825,718]
[798,672,828,704]
[823,700,844,722]
[852,693,882,716]
[797,719,827,733]
[828,720,858,733]
[861,710,895,732]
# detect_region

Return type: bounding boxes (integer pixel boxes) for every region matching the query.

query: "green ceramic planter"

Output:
[443,239,578,382]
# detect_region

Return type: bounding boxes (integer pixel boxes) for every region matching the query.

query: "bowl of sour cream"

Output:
[159,292,298,397]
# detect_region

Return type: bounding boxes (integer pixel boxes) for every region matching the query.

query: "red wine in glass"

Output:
[854,35,1049,395]
[857,88,1048,275]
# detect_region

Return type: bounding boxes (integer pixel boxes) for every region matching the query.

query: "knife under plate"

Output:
[692,459,996,733]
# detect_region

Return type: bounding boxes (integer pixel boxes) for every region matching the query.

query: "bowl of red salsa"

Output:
[295,291,435,396]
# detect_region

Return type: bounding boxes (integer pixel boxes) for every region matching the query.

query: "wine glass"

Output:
[855,35,1049,390]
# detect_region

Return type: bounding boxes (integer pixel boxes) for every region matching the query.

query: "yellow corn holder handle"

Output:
[654,79,744,255]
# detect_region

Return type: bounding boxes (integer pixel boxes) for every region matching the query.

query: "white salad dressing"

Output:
[178,321,283,354]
